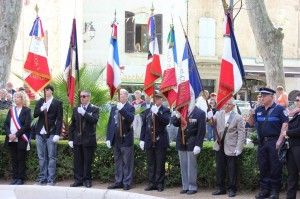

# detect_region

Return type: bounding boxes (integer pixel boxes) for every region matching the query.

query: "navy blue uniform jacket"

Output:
[106,102,135,147]
[140,105,170,149]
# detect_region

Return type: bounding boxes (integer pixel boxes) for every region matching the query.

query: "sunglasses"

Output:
[80,95,88,98]
[295,99,300,102]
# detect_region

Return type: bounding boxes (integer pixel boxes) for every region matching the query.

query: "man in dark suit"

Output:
[172,105,206,195]
[106,88,135,191]
[34,84,63,186]
[68,90,99,188]
[140,90,170,192]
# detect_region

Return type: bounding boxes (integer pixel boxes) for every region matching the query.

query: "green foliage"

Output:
[0,136,288,190]
[0,109,8,135]
[49,65,111,140]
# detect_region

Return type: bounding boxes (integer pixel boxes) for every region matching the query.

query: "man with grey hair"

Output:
[0,89,12,110]
[69,90,99,188]
[106,88,135,190]
[209,97,245,197]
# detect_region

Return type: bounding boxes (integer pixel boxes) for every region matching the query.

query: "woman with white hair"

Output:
[4,91,32,185]
[131,90,144,138]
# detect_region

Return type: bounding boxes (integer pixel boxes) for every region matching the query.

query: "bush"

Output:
[0,136,288,190]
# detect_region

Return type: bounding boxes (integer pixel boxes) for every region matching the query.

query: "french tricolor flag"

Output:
[24,16,51,93]
[216,14,244,110]
[144,15,162,97]
[64,19,78,107]
[106,20,121,100]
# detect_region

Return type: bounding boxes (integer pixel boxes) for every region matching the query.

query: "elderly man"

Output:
[68,90,99,188]
[248,87,289,199]
[140,90,170,192]
[106,89,135,190]
[0,89,12,110]
[211,97,245,197]
[172,105,206,195]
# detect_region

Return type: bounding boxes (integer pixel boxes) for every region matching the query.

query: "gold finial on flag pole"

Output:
[150,2,154,16]
[35,4,39,15]
[114,9,117,20]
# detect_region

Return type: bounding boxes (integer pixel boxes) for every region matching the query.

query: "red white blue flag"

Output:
[176,37,203,129]
[144,15,162,96]
[160,24,178,108]
[64,18,79,107]
[106,20,121,100]
[24,16,51,93]
[216,14,244,110]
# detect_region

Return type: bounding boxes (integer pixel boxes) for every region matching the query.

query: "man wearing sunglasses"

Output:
[68,90,99,188]
[106,89,135,191]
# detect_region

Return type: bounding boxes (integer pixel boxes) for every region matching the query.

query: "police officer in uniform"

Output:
[248,87,289,199]
[140,90,170,192]
[172,105,206,195]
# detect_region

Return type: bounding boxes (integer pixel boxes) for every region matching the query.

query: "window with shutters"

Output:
[199,17,216,57]
[125,11,162,54]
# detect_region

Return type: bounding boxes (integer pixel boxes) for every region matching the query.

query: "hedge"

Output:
[0,136,287,190]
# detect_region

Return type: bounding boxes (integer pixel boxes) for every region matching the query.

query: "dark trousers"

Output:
[216,148,237,192]
[257,139,282,191]
[286,146,300,199]
[145,147,167,189]
[73,145,95,183]
[9,142,27,180]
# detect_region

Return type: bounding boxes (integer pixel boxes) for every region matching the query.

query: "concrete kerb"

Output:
[0,185,166,199]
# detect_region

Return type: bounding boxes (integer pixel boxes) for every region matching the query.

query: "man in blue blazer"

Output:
[140,90,170,192]
[106,89,135,190]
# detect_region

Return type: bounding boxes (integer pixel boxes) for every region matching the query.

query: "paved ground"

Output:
[0,179,294,199]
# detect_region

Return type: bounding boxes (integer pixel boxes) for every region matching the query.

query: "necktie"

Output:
[83,106,87,110]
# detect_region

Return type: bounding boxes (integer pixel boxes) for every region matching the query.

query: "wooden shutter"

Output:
[154,14,162,54]
[125,11,135,52]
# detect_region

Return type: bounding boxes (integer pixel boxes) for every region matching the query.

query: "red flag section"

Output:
[24,17,51,93]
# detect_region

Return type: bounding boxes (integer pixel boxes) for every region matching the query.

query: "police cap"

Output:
[259,87,276,95]
[154,90,163,98]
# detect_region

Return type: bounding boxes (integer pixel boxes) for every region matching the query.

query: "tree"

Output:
[246,0,285,89]
[0,1,23,88]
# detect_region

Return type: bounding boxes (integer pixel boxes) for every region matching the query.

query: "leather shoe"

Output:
[123,184,130,190]
[269,191,279,199]
[70,182,83,187]
[157,188,164,192]
[15,179,24,185]
[255,190,270,199]
[187,190,197,195]
[108,183,123,189]
[228,190,236,197]
[144,184,156,191]
[85,182,92,188]
[212,189,226,195]
[180,190,188,194]
[10,178,18,185]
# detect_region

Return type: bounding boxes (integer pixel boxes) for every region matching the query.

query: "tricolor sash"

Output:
[10,107,30,150]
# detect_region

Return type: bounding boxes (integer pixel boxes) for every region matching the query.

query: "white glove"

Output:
[234,149,242,156]
[77,107,86,116]
[174,111,180,118]
[139,141,145,150]
[207,110,213,119]
[117,102,124,110]
[106,140,111,148]
[52,135,60,142]
[40,102,47,111]
[68,141,74,148]
[151,105,159,114]
[193,146,201,155]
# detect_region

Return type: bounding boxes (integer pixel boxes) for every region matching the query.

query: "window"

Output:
[125,11,163,53]
[202,79,215,94]
[199,17,216,56]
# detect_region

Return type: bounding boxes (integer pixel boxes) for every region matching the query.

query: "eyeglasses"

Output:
[295,99,300,102]
[80,95,88,98]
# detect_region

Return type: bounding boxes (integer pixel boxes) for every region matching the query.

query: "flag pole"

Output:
[151,3,156,148]
[34,5,49,134]
[114,10,123,143]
